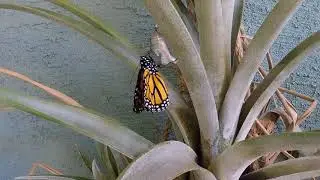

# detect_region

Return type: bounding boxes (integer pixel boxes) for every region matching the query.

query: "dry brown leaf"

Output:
[28,162,63,175]
[278,87,317,126]
[0,104,14,111]
[248,109,296,171]
[275,90,298,128]
[0,67,82,107]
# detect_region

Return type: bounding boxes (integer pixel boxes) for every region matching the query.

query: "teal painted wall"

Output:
[0,0,319,178]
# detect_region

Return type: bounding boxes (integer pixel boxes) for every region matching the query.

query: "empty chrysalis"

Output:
[151,25,177,66]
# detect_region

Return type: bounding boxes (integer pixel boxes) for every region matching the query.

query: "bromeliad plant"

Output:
[1,0,320,179]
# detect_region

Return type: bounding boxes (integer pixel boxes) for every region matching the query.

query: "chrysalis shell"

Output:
[151,26,177,65]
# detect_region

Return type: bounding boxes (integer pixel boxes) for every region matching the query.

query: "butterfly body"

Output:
[133,56,169,113]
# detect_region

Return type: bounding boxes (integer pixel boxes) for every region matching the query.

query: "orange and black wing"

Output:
[144,71,169,112]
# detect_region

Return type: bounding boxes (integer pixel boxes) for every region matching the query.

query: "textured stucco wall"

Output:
[0,0,161,178]
[0,0,319,178]
[243,0,320,131]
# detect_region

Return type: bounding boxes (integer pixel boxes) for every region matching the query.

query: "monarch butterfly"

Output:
[133,55,169,113]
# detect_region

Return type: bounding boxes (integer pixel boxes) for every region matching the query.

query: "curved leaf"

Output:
[0,89,154,159]
[117,141,216,180]
[271,170,320,180]
[0,4,197,154]
[219,0,304,146]
[0,4,139,68]
[162,1,201,153]
[15,176,92,180]
[76,146,92,172]
[108,147,131,175]
[95,143,117,179]
[0,67,82,107]
[236,32,320,142]
[144,0,219,166]
[195,0,228,109]
[231,0,244,65]
[48,0,128,45]
[166,103,200,153]
[210,132,320,180]
[240,156,320,180]
[92,159,109,180]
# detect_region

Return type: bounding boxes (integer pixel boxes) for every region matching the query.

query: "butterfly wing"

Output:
[144,72,169,112]
[133,55,169,113]
[133,68,146,113]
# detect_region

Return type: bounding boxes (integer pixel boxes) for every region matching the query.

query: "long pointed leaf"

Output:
[106,146,119,177]
[117,141,216,180]
[163,0,201,153]
[231,0,244,66]
[0,3,199,157]
[210,132,320,180]
[109,148,131,174]
[219,0,305,147]
[0,4,139,68]
[94,144,116,179]
[15,176,92,180]
[0,3,199,161]
[221,0,235,71]
[92,159,109,180]
[0,67,82,107]
[47,0,128,45]
[76,146,92,173]
[1,3,200,160]
[271,170,320,180]
[173,0,198,36]
[236,32,320,142]
[0,89,154,159]
[144,0,219,166]
[240,156,320,180]
[195,0,228,109]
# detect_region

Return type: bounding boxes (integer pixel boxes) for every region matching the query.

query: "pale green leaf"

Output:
[195,0,228,110]
[106,146,120,177]
[117,141,216,180]
[0,89,154,159]
[240,156,320,180]
[222,0,236,53]
[95,143,116,179]
[219,0,305,147]
[95,138,130,176]
[47,0,128,45]
[92,159,108,180]
[164,0,201,152]
[0,3,200,164]
[231,0,244,65]
[144,0,219,166]
[210,132,320,180]
[76,146,93,173]
[173,0,198,36]
[271,170,320,180]
[15,176,92,180]
[166,104,200,154]
[236,32,320,142]
[0,4,139,68]
[166,112,184,142]
[108,147,131,175]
